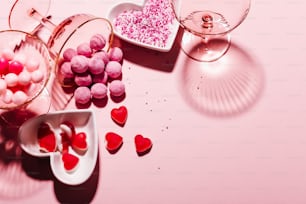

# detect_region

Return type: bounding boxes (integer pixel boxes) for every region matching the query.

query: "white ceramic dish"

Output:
[107,0,180,52]
[18,109,98,185]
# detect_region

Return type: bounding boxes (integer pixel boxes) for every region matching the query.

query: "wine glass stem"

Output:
[27,8,56,32]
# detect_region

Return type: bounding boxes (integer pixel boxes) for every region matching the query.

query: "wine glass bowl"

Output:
[0,30,52,111]
[171,0,251,62]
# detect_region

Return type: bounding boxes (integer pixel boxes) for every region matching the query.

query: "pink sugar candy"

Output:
[74,72,92,86]
[77,43,92,57]
[5,73,18,87]
[105,61,122,79]
[18,71,31,86]
[108,47,123,62]
[0,79,7,94]
[88,56,105,75]
[0,57,9,75]
[1,48,14,60]
[71,55,89,74]
[91,83,107,99]
[109,80,125,97]
[92,72,108,84]
[9,60,24,75]
[12,90,28,105]
[63,48,77,61]
[26,58,40,72]
[74,86,91,104]
[90,34,106,51]
[93,51,109,64]
[2,89,13,104]
[31,70,44,83]
[60,62,75,78]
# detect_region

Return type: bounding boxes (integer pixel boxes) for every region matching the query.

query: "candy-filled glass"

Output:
[170,0,251,62]
[0,30,52,114]
[9,0,114,87]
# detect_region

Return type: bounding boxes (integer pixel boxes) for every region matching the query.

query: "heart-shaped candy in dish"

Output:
[107,0,180,52]
[18,109,98,185]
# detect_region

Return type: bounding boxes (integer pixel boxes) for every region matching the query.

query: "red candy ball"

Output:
[9,60,24,75]
[0,57,9,75]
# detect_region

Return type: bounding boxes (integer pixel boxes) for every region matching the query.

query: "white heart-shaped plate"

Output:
[18,109,98,185]
[107,1,180,52]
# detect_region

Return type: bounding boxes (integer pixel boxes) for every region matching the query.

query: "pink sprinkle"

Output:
[113,0,175,48]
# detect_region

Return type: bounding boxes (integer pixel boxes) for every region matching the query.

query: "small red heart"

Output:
[37,122,57,152]
[71,132,88,154]
[111,106,128,126]
[62,152,79,172]
[105,132,123,152]
[134,134,152,154]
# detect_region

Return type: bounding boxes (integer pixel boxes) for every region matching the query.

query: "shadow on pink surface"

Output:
[0,109,99,203]
[178,42,265,118]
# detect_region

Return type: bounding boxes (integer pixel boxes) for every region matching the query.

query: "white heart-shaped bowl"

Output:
[107,1,180,52]
[18,109,98,185]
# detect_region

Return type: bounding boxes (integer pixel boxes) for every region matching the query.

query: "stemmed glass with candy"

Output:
[170,0,251,62]
[8,0,114,107]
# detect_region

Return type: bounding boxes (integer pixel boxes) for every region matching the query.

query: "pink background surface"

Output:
[1,0,306,203]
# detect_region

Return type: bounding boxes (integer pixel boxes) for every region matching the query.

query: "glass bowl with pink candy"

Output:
[107,0,180,52]
[0,30,52,111]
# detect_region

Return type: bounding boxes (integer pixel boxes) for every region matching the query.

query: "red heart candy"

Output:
[105,132,123,151]
[62,152,79,172]
[37,122,57,152]
[111,106,128,126]
[71,132,88,154]
[134,134,152,154]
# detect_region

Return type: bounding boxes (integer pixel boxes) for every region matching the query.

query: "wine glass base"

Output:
[180,31,231,62]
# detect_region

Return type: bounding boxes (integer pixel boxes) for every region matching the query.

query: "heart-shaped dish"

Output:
[107,0,180,52]
[18,109,98,185]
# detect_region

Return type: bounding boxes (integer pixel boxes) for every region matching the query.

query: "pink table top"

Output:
[1,0,306,203]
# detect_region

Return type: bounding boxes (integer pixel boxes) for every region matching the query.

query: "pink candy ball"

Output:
[109,80,125,97]
[105,61,122,79]
[12,91,28,105]
[88,56,105,75]
[91,83,107,99]
[92,72,108,84]
[71,55,89,74]
[2,89,13,104]
[60,62,75,78]
[74,72,92,86]
[108,47,123,62]
[5,73,18,87]
[31,70,44,83]
[18,71,32,86]
[74,86,91,104]
[77,43,92,57]
[63,48,77,61]
[26,58,40,72]
[90,34,106,51]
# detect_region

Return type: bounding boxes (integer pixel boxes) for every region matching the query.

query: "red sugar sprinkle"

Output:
[113,0,175,48]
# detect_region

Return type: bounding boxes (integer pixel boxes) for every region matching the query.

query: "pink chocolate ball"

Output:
[105,61,122,79]
[109,80,125,97]
[63,48,77,61]
[90,34,106,51]
[74,72,92,86]
[70,55,89,74]
[2,89,13,104]
[91,83,107,99]
[108,47,123,62]
[60,62,75,78]
[26,58,40,72]
[31,70,44,83]
[77,42,92,57]
[92,72,108,84]
[88,56,105,75]
[5,73,18,87]
[74,86,91,104]
[93,51,109,64]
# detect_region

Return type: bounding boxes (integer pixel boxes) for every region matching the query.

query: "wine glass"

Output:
[8,0,114,108]
[170,0,251,62]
